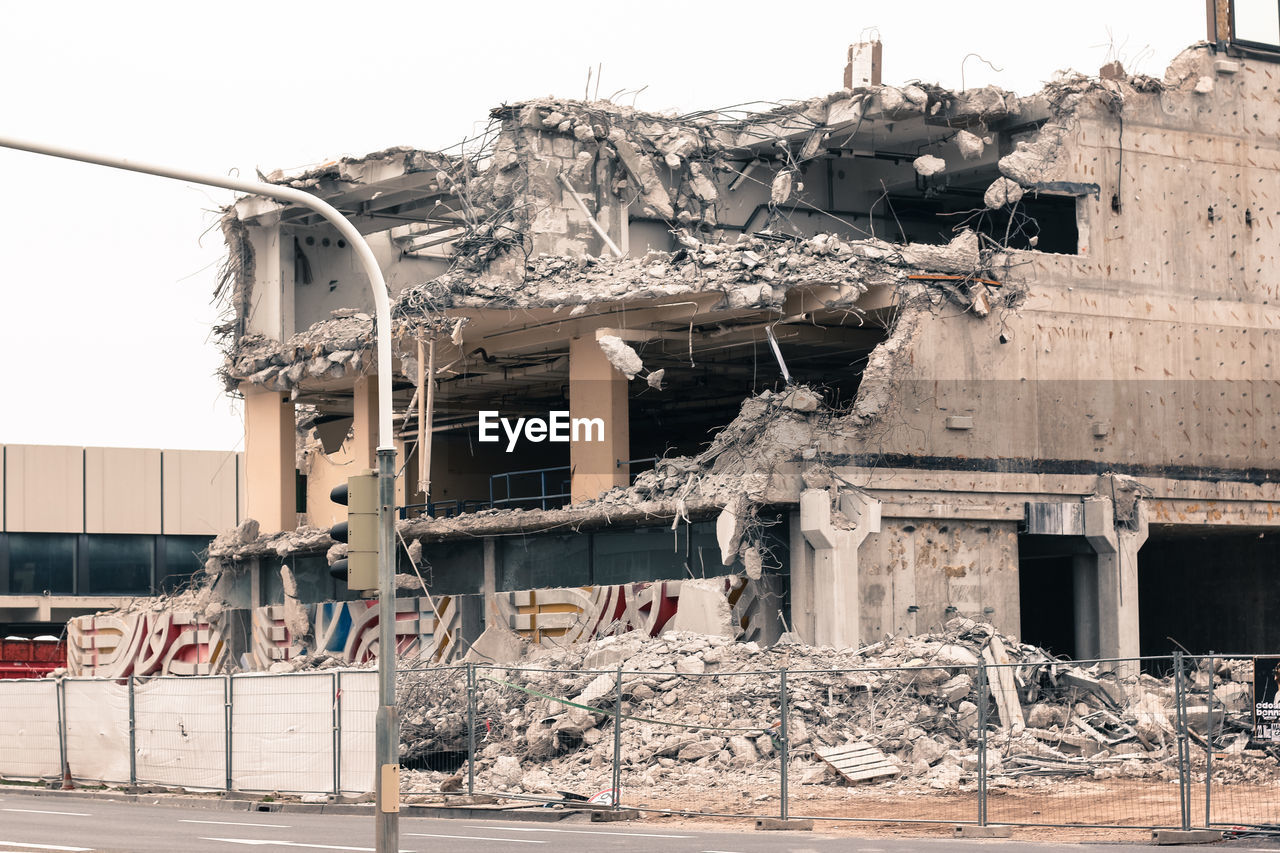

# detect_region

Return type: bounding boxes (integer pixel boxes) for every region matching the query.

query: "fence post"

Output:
[1204,652,1215,829]
[224,674,233,792]
[127,675,137,787]
[55,678,67,787]
[779,667,789,821]
[466,664,476,796]
[612,663,623,810]
[1173,651,1191,831]
[333,671,341,796]
[976,661,987,827]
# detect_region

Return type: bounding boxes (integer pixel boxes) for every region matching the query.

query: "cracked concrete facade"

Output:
[171,37,1280,668]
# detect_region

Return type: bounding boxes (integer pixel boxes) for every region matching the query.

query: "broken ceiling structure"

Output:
[90,29,1280,676]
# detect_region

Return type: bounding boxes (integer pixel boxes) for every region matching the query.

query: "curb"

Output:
[0,785,577,822]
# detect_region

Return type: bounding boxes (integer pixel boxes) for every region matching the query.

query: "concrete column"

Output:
[1085,497,1149,669]
[568,334,629,502]
[787,510,813,639]
[482,537,498,631]
[796,488,881,648]
[242,386,296,533]
[1072,553,1100,660]
[352,374,379,471]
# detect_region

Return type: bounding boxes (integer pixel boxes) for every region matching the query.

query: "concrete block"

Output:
[755,818,814,831]
[590,808,641,822]
[955,825,1012,838]
[1151,829,1223,845]
[667,578,735,637]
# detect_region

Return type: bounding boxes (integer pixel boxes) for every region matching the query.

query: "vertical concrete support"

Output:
[352,375,379,472]
[1085,498,1149,670]
[242,386,296,533]
[788,511,812,639]
[568,335,629,502]
[797,489,881,648]
[1072,553,1100,661]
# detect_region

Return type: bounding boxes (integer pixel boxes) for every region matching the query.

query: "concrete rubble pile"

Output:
[397,618,1280,800]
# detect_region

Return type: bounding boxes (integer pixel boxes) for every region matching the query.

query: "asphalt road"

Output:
[1,790,1279,852]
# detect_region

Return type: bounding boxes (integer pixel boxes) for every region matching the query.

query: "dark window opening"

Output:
[84,534,153,595]
[1139,530,1280,656]
[1017,534,1094,659]
[6,533,75,595]
[159,534,214,593]
[886,192,1079,254]
[496,515,790,591]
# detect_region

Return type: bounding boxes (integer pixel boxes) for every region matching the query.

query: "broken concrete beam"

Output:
[607,131,673,220]
[1060,669,1126,707]
[982,635,1025,733]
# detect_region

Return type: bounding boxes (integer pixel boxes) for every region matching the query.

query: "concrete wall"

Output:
[863,49,1280,478]
[3,445,83,533]
[859,519,1021,641]
[85,448,161,535]
[289,226,446,332]
[244,219,291,343]
[1,445,240,535]
[162,450,240,535]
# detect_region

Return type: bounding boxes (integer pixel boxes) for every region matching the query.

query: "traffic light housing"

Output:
[328,470,378,591]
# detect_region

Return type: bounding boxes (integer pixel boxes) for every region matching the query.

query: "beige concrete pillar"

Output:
[352,374,379,471]
[1072,553,1101,660]
[1085,497,1149,671]
[797,488,881,648]
[243,386,296,533]
[568,335,630,502]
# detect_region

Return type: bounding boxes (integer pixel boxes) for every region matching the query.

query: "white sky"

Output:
[0,0,1207,452]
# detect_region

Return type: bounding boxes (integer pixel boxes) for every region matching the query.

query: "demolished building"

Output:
[67,20,1280,676]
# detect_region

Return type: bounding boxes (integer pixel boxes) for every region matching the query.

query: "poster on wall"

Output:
[1253,656,1280,742]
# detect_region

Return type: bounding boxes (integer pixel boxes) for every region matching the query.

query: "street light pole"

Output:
[0,136,401,852]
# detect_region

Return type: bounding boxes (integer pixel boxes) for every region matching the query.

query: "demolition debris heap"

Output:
[397,619,1274,798]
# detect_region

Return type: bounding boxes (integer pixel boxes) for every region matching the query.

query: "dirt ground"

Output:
[620,779,1280,843]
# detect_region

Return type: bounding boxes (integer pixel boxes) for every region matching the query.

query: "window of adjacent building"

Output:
[84,534,154,595]
[158,535,214,593]
[7,533,75,595]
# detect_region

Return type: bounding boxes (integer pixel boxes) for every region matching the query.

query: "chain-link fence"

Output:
[395,652,1280,832]
[4,651,1280,833]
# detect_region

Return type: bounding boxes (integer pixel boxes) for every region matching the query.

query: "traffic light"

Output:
[328,470,378,591]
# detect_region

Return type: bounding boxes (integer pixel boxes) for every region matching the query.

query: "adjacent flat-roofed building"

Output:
[0,444,241,636]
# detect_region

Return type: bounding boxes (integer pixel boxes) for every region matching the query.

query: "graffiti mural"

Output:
[252,595,463,670]
[68,611,225,677]
[67,575,779,676]
[493,575,782,647]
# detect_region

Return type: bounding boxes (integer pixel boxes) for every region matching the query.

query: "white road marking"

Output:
[468,825,692,838]
[202,839,413,851]
[406,832,544,843]
[180,819,292,828]
[0,843,93,852]
[0,809,90,817]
